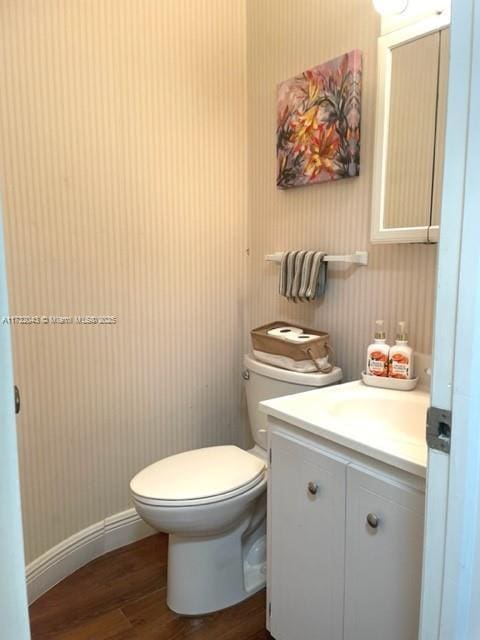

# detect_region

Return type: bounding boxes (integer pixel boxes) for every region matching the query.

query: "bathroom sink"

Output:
[259,380,430,476]
[316,385,429,444]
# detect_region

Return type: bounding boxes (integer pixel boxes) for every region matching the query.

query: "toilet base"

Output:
[166,510,266,615]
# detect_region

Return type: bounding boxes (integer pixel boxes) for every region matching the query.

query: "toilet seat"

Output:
[130,445,266,508]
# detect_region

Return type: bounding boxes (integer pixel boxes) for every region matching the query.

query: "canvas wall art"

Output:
[277,50,362,189]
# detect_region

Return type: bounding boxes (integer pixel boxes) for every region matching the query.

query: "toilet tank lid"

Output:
[244,353,342,387]
[130,445,265,502]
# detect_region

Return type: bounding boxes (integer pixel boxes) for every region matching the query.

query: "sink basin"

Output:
[316,385,429,444]
[259,380,430,476]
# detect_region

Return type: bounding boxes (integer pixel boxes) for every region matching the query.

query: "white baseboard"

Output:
[26,508,154,604]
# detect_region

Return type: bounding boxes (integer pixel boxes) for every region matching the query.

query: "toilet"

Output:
[130,353,342,615]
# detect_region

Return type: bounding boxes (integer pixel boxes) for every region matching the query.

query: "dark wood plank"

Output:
[120,588,266,640]
[50,609,132,640]
[244,631,273,640]
[30,535,168,638]
[30,534,167,639]
[29,533,269,640]
[184,595,267,640]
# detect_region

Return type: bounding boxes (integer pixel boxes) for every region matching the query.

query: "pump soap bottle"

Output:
[366,320,390,377]
[389,321,414,379]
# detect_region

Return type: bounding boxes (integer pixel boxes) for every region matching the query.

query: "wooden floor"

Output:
[29,534,272,640]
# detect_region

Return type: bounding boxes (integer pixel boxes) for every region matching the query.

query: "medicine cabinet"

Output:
[371,12,450,244]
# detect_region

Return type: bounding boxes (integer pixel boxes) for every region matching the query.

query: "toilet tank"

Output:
[243,354,342,450]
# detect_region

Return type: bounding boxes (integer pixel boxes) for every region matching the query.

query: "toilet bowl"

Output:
[131,445,267,615]
[130,354,342,615]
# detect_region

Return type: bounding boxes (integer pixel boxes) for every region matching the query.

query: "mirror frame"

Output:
[371,11,451,244]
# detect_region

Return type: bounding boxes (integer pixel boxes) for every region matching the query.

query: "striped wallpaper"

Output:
[0,0,438,568]
[245,0,437,381]
[0,0,248,563]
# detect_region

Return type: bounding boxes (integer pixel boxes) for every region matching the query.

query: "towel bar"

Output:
[264,250,368,266]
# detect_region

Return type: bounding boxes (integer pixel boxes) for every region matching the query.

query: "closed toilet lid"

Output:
[130,445,266,503]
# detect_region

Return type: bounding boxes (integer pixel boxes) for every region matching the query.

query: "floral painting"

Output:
[277,50,362,189]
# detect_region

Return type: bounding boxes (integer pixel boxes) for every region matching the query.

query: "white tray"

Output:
[361,371,419,391]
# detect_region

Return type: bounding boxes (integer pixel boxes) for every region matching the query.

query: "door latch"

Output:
[426,406,451,453]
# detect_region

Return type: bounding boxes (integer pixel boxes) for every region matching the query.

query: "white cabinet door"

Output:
[344,465,425,640]
[269,430,347,640]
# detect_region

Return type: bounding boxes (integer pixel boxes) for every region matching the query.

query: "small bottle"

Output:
[389,321,414,379]
[366,320,390,377]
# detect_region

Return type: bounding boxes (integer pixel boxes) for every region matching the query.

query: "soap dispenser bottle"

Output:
[366,320,390,377]
[389,321,414,379]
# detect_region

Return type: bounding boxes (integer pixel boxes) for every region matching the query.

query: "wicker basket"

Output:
[250,321,334,373]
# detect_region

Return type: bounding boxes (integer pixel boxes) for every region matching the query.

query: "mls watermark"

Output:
[1,316,117,325]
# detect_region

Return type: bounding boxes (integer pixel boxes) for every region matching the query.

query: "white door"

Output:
[268,430,346,640]
[0,200,30,638]
[420,1,480,639]
[344,465,425,640]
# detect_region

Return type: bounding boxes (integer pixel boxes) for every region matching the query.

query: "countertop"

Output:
[259,380,429,478]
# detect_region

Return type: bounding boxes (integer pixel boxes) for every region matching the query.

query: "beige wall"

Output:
[0,0,247,562]
[0,0,439,566]
[246,0,437,381]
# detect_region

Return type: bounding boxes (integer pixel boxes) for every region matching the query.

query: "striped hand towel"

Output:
[279,250,327,302]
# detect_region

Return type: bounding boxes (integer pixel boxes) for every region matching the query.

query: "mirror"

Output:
[371,13,450,244]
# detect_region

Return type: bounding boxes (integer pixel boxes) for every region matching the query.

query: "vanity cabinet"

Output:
[267,425,425,640]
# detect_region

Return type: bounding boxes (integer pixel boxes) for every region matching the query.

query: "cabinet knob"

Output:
[366,513,380,529]
[307,481,318,495]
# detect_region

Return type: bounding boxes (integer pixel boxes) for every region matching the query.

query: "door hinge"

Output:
[268,602,271,618]
[269,448,272,464]
[427,406,451,453]
[14,385,20,415]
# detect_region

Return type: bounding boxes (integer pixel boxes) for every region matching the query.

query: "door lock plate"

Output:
[427,406,451,453]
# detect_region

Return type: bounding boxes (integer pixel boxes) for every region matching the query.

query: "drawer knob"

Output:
[307,481,318,495]
[366,513,380,529]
